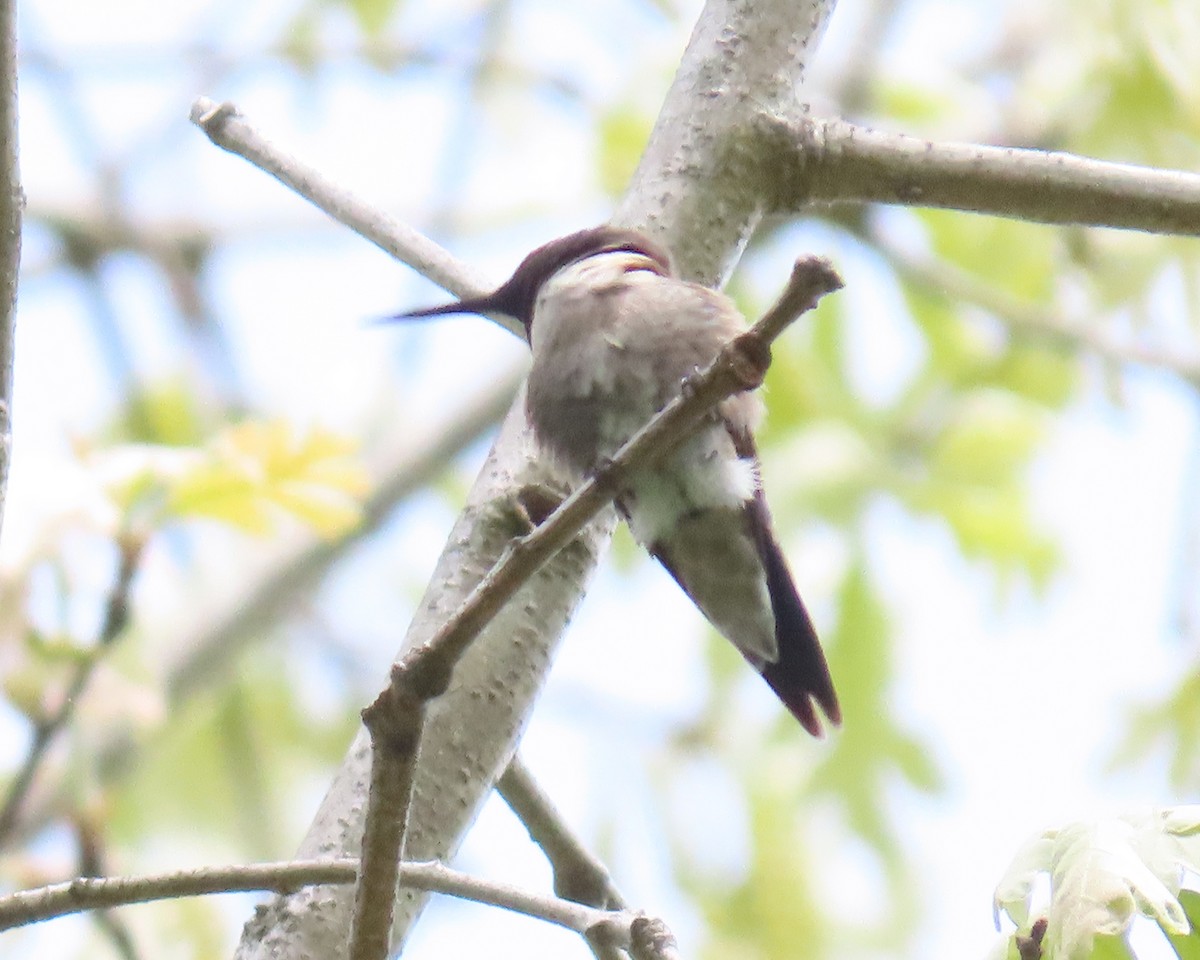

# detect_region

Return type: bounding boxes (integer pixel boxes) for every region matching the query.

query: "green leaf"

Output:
[1162,890,1200,960]
[987,345,1078,409]
[166,420,369,537]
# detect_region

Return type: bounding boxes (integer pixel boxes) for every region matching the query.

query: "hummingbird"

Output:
[393,226,839,736]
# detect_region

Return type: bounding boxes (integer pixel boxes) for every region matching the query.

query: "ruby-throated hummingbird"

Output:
[393,226,839,736]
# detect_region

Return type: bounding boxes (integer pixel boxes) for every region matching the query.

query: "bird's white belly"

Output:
[621,427,759,546]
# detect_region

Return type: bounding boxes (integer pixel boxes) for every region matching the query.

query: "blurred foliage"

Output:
[1110,669,1200,792]
[4,1,1200,960]
[164,420,368,536]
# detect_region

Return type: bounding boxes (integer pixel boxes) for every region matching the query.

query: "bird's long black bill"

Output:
[376,299,493,324]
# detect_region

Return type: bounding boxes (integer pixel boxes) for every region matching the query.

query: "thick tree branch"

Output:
[614,0,838,285]
[0,0,18,540]
[766,116,1200,234]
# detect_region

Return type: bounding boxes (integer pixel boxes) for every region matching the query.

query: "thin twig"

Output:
[0,536,143,845]
[351,256,839,960]
[0,858,614,938]
[498,755,626,910]
[766,115,1200,235]
[188,96,519,336]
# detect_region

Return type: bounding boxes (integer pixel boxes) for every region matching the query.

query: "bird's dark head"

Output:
[390,226,673,340]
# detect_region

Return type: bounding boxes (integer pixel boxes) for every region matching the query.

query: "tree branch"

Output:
[188,97,520,337]
[1,857,683,958]
[498,755,626,911]
[614,0,838,285]
[0,0,19,541]
[765,116,1200,234]
[347,702,423,960]
[0,859,600,935]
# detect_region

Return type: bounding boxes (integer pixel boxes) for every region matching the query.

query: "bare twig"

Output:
[350,256,839,960]
[0,0,19,540]
[188,97,520,336]
[0,536,143,845]
[498,755,626,910]
[766,116,1200,235]
[0,858,633,943]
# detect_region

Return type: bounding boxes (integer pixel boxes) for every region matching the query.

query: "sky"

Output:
[5,0,1199,959]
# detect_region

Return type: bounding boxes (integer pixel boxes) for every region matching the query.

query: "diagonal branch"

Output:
[498,755,626,911]
[764,116,1200,234]
[347,256,841,960]
[188,97,520,337]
